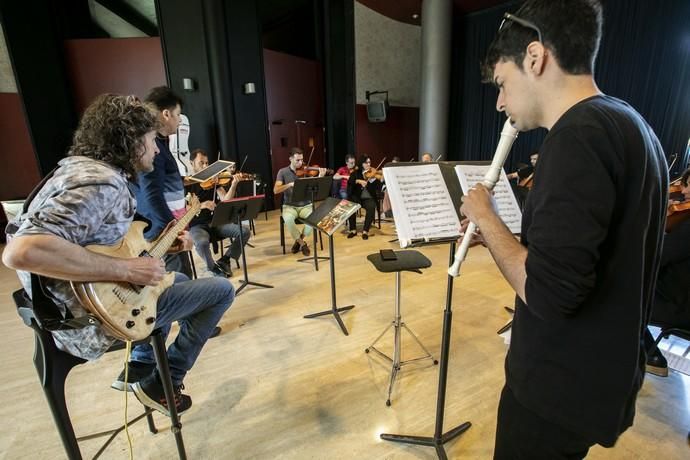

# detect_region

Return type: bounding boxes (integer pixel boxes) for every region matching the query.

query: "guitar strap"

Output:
[8,166,101,331]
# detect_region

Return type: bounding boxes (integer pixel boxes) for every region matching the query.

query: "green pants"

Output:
[282,204,313,241]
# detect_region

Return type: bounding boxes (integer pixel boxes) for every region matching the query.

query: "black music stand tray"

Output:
[365,250,438,406]
[212,196,273,295]
[292,176,333,270]
[301,197,356,335]
[380,242,471,459]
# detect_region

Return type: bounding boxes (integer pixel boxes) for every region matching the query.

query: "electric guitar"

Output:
[71,196,200,341]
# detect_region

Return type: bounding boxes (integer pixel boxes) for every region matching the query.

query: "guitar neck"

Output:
[149,203,200,259]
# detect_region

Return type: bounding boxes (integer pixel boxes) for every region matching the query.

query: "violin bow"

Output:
[374,157,387,170]
[238,154,249,174]
[306,145,315,166]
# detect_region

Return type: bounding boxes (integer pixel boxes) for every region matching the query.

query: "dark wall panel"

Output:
[224,0,272,188]
[450,0,690,175]
[64,38,166,113]
[156,0,218,159]
[319,0,356,168]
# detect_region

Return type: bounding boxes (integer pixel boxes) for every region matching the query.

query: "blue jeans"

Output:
[130,273,235,385]
[189,223,250,271]
[338,189,348,199]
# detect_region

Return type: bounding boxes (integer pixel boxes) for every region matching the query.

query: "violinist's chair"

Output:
[650,324,690,369]
[12,276,187,459]
[279,209,323,254]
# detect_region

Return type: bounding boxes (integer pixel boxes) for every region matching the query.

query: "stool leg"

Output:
[386,272,404,406]
[151,332,187,460]
[280,216,286,254]
[400,322,438,365]
[365,321,395,356]
[34,331,84,460]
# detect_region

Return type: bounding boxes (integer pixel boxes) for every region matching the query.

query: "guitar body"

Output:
[71,221,175,341]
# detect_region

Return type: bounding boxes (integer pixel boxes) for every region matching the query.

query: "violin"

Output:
[666,200,690,232]
[296,165,334,177]
[363,157,386,181]
[235,172,256,181]
[518,172,534,190]
[363,168,384,181]
[199,171,233,190]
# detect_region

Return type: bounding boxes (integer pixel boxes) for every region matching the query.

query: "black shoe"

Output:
[291,240,301,254]
[301,243,310,256]
[111,361,156,392]
[214,258,233,277]
[347,231,357,239]
[362,233,369,240]
[646,350,669,377]
[133,372,192,416]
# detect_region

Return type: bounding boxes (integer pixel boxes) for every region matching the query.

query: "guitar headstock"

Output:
[186,193,201,211]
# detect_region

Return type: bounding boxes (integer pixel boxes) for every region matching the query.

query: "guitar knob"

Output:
[146,317,155,325]
[126,321,135,329]
[131,309,141,316]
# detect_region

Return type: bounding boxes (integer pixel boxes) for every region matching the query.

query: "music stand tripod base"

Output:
[303,233,354,335]
[212,197,273,295]
[296,229,329,271]
[365,251,437,406]
[379,242,471,460]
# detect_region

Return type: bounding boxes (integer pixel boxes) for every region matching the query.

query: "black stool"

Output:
[13,288,187,459]
[365,250,438,406]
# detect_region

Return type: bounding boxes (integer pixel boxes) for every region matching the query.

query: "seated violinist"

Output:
[185,149,250,277]
[273,147,326,256]
[334,153,356,199]
[644,167,690,376]
[347,155,383,240]
[421,152,433,162]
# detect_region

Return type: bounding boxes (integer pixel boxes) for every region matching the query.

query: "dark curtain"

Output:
[449,0,690,178]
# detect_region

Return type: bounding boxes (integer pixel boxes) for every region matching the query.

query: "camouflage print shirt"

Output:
[7,156,136,360]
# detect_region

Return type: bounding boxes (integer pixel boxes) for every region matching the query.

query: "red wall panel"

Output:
[63,37,166,114]
[355,104,419,167]
[263,49,325,206]
[0,93,41,241]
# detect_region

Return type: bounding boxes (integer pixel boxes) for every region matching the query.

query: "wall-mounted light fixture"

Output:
[182,78,195,91]
[243,82,256,94]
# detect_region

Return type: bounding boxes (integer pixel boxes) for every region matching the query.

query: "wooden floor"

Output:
[1,210,689,459]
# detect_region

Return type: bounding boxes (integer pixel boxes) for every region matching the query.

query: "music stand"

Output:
[301,197,356,335]
[291,176,333,270]
[212,196,273,295]
[380,241,471,459]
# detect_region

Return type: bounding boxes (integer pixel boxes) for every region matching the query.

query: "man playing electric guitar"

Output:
[2,94,235,416]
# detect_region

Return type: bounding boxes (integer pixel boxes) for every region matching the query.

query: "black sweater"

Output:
[509,95,667,446]
[654,218,690,323]
[347,169,381,202]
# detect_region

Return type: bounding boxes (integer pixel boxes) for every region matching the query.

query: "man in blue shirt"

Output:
[134,87,192,277]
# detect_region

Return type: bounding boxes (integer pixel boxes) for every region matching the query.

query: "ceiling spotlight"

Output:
[412,13,419,19]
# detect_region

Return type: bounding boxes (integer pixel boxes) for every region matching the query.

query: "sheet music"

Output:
[384,164,461,247]
[454,165,522,234]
